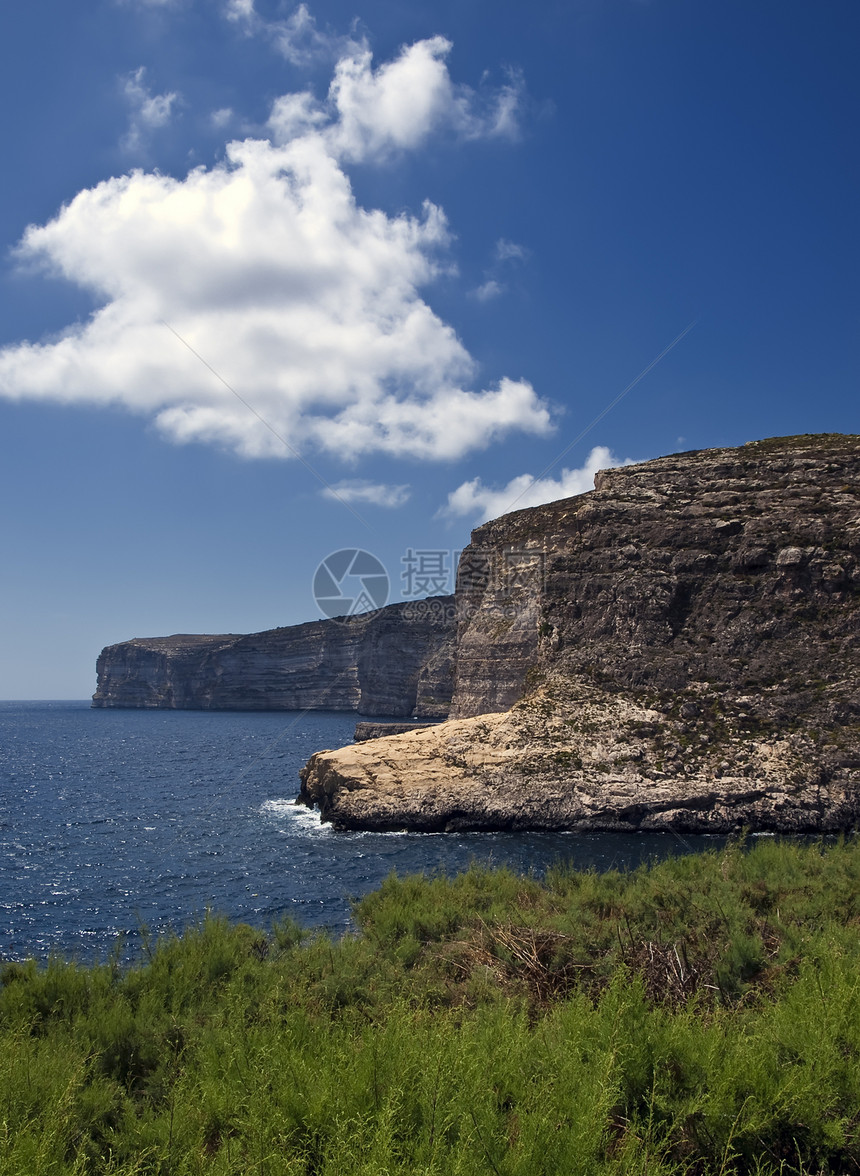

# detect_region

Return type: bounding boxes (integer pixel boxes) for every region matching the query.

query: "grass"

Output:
[4,838,860,1173]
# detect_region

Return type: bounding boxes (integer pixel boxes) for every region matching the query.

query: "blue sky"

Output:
[0,0,857,699]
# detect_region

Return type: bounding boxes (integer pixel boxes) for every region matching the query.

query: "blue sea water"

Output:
[1,701,722,963]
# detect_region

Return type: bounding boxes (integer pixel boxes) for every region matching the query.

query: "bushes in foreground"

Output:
[3,838,860,1173]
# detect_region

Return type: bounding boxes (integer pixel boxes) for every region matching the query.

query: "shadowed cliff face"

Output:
[92,597,456,718]
[299,435,860,832]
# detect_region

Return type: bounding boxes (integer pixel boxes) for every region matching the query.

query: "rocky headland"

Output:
[298,435,860,832]
[92,597,455,719]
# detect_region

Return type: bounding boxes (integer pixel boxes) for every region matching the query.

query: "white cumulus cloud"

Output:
[442,446,632,523]
[322,480,411,507]
[0,38,549,464]
[325,37,524,162]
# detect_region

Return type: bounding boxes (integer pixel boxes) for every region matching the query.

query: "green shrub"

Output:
[3,840,860,1172]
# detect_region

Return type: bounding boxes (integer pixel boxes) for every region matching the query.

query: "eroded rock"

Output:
[298,435,860,831]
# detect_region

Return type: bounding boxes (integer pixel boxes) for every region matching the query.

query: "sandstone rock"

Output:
[298,677,860,833]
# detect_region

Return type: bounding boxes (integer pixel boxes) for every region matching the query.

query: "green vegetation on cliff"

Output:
[4,838,860,1174]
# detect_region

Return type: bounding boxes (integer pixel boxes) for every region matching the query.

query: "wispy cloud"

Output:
[322,480,411,507]
[0,36,549,465]
[495,238,528,263]
[224,1,358,66]
[470,279,505,302]
[224,0,254,18]
[469,236,529,302]
[121,66,180,152]
[210,107,234,129]
[441,446,632,523]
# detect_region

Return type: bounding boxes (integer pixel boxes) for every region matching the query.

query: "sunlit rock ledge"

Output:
[297,679,860,833]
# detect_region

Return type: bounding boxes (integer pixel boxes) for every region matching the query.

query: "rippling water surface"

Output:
[1,701,721,962]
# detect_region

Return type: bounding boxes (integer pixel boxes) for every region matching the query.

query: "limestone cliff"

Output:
[298,435,860,832]
[92,596,455,718]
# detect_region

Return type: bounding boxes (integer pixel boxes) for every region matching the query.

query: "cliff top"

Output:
[113,634,239,653]
[103,595,457,657]
[469,432,860,543]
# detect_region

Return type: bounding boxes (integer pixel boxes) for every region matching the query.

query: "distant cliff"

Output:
[299,435,860,832]
[92,597,455,718]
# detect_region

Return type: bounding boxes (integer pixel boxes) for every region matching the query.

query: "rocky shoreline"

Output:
[298,678,859,833]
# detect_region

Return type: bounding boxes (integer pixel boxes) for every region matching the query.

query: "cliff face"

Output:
[298,435,860,832]
[450,434,860,722]
[92,597,455,718]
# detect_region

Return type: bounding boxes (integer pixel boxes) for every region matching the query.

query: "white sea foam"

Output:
[260,797,331,833]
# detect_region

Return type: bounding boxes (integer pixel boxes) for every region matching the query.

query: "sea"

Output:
[0,700,726,963]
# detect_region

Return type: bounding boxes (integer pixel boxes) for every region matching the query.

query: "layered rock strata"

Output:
[298,435,860,831]
[92,596,455,718]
